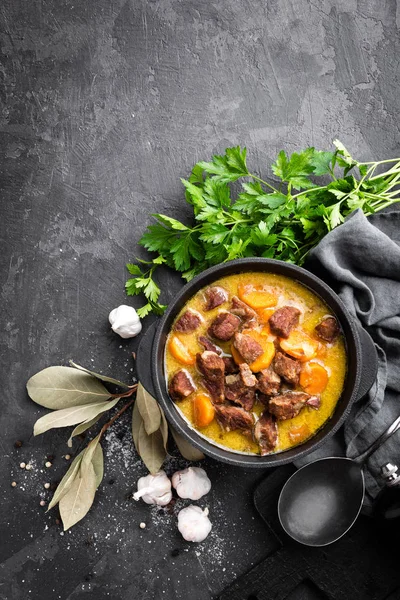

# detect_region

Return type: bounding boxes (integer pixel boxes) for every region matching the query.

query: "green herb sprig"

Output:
[126,140,400,315]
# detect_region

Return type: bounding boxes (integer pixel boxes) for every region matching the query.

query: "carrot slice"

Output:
[256,307,276,324]
[168,336,195,365]
[193,393,215,427]
[288,423,311,444]
[238,283,277,309]
[300,362,329,394]
[259,323,276,341]
[249,340,275,372]
[279,330,319,362]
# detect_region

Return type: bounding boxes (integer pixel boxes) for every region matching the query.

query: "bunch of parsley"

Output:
[126,140,400,316]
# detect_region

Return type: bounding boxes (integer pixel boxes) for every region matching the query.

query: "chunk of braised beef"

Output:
[315,316,340,343]
[174,310,202,333]
[233,332,263,364]
[225,375,255,411]
[208,312,241,341]
[257,368,281,396]
[168,370,196,402]
[204,286,229,311]
[268,391,319,420]
[196,351,225,403]
[225,374,242,402]
[257,392,270,407]
[235,389,256,411]
[239,363,257,387]
[306,395,321,410]
[215,404,254,434]
[273,352,301,386]
[269,306,301,338]
[223,356,239,374]
[198,336,222,355]
[231,296,258,329]
[254,412,278,455]
[202,379,225,403]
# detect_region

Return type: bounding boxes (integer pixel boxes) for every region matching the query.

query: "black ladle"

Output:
[278,415,400,546]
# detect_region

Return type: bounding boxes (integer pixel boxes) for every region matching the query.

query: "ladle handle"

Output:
[354,415,400,465]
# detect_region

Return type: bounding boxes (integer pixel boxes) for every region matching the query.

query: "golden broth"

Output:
[165,272,347,455]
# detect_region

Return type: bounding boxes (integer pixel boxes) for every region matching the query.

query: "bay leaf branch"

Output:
[137,421,167,474]
[131,399,143,452]
[136,383,161,435]
[69,361,131,389]
[59,463,97,530]
[92,443,104,488]
[67,414,102,448]
[47,452,84,511]
[33,398,120,436]
[159,406,169,452]
[27,366,111,409]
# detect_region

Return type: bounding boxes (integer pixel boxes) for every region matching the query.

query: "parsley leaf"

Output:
[197,146,249,183]
[311,151,335,176]
[126,141,400,315]
[271,148,315,189]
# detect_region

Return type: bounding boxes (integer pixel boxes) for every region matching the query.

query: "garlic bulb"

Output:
[177,505,212,542]
[109,305,142,339]
[133,471,172,506]
[172,467,211,500]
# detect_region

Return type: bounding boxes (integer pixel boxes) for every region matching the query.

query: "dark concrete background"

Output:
[1,1,400,599]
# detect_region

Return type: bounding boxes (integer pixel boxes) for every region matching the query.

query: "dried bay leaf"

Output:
[67,415,102,448]
[159,406,169,452]
[137,421,166,474]
[131,399,143,453]
[92,443,104,488]
[81,433,101,474]
[69,361,130,389]
[170,427,205,461]
[33,398,120,436]
[136,383,161,435]
[47,452,84,511]
[27,366,111,409]
[59,462,97,530]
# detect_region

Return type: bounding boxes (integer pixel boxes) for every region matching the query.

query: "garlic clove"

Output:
[109,305,142,339]
[133,470,172,506]
[177,505,212,542]
[172,466,211,500]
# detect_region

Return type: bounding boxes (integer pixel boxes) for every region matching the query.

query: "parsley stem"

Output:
[249,174,281,194]
[359,158,400,166]
[291,186,327,200]
[368,165,400,180]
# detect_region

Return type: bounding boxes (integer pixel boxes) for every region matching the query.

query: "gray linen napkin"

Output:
[294,209,400,510]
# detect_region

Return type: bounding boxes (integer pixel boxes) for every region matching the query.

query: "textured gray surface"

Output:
[1,1,400,599]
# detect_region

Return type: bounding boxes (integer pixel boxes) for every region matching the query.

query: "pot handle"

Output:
[355,325,378,401]
[136,321,159,397]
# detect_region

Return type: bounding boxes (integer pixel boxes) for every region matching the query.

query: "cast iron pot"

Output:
[136,258,378,468]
